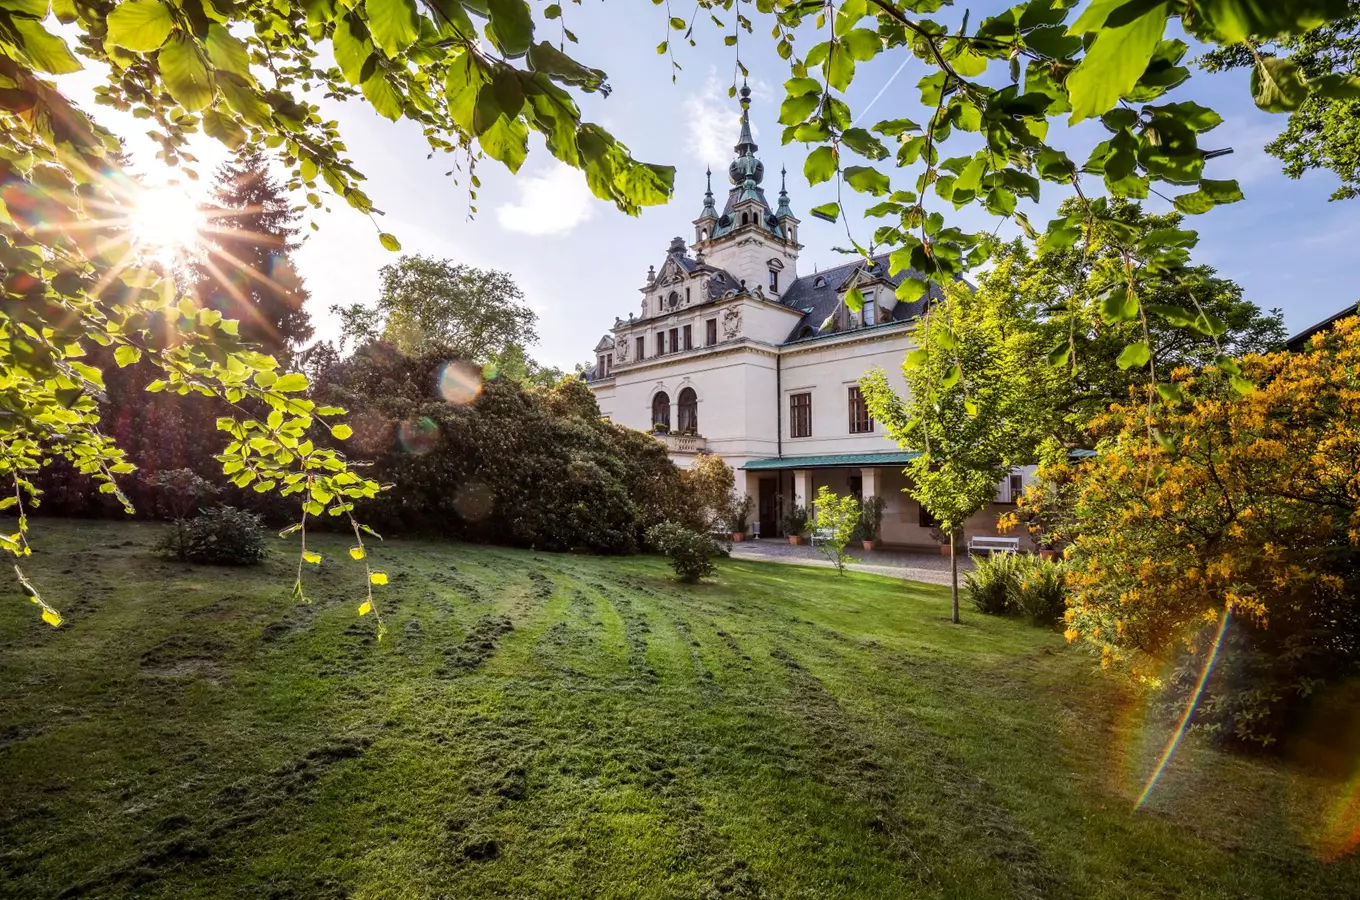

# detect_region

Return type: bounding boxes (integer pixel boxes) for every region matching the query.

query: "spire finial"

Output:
[781,164,787,191]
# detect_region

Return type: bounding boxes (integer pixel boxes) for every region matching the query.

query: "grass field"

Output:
[1,520,1357,899]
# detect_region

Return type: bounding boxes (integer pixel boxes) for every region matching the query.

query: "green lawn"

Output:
[1,520,1356,899]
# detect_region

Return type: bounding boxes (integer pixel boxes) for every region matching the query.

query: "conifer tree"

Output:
[194,150,313,352]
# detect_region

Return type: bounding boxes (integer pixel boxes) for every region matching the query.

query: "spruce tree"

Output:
[194,149,314,352]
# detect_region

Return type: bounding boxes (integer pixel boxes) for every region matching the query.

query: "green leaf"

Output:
[843,165,889,196]
[332,13,373,86]
[779,92,819,126]
[1230,374,1255,395]
[1312,73,1360,100]
[14,19,82,74]
[1195,0,1333,45]
[1047,343,1071,367]
[202,108,246,149]
[845,287,865,312]
[106,0,174,52]
[905,348,929,369]
[159,33,214,112]
[362,70,403,120]
[331,423,353,440]
[941,364,962,390]
[841,28,880,62]
[1099,286,1140,323]
[1251,56,1309,112]
[379,232,401,251]
[1156,382,1184,404]
[204,23,249,77]
[365,0,419,57]
[486,0,533,58]
[114,345,142,367]
[809,202,839,223]
[840,127,887,160]
[1172,178,1244,214]
[480,113,529,172]
[964,398,978,417]
[1066,7,1166,123]
[826,43,855,92]
[350,546,366,560]
[273,373,309,392]
[804,145,836,185]
[1116,341,1151,369]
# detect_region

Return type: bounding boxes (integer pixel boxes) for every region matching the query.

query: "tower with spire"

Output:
[691,82,800,297]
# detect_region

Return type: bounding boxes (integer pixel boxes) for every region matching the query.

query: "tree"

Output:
[978,201,1287,445]
[6,0,1360,629]
[194,149,314,352]
[684,454,736,534]
[334,255,538,364]
[143,468,217,560]
[812,486,860,576]
[1202,3,1360,201]
[1052,316,1360,745]
[862,281,1053,623]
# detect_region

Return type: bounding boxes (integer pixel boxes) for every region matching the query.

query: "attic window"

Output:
[814,276,827,288]
[798,325,815,339]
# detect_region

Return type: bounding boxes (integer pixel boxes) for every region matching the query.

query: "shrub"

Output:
[160,506,268,566]
[812,486,860,575]
[857,495,885,544]
[726,493,754,535]
[781,504,809,537]
[965,552,1024,615]
[646,522,720,583]
[1011,555,1067,628]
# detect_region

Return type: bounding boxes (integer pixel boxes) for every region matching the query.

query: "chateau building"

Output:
[586,86,1028,548]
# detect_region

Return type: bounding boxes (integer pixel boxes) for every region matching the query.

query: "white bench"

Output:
[809,527,834,546]
[968,536,1020,556]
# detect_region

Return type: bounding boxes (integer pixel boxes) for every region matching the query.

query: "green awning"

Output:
[741,451,922,470]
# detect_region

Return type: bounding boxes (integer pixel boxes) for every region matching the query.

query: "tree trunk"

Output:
[949,530,960,624]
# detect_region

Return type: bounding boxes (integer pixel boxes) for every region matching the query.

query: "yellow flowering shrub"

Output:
[1047,316,1360,745]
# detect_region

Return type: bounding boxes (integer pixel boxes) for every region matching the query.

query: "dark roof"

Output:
[776,254,943,343]
[1286,303,1358,351]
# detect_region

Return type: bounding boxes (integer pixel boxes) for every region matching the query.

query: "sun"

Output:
[129,184,205,258]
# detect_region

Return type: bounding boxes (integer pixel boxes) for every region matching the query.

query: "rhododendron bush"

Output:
[1025,316,1360,745]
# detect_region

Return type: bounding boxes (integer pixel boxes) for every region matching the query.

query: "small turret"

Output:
[694,167,718,244]
[775,165,799,244]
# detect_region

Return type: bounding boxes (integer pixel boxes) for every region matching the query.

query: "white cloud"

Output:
[496,162,598,237]
[683,70,755,169]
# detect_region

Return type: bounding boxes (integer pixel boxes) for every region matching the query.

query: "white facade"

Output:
[587,88,1030,549]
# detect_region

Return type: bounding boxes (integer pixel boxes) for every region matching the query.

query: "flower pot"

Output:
[862,540,877,551]
[1038,548,1055,561]
[731,532,746,542]
[789,535,804,546]
[939,544,951,556]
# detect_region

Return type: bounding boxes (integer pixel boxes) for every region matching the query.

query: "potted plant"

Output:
[652,422,671,435]
[728,494,754,542]
[782,505,809,545]
[930,523,960,556]
[859,496,885,551]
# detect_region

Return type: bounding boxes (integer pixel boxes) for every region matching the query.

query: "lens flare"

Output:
[1317,770,1360,861]
[437,360,483,405]
[397,417,439,456]
[130,184,204,260]
[1134,609,1233,811]
[481,362,501,381]
[453,481,495,523]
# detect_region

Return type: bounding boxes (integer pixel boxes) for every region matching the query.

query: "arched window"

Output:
[814,276,827,288]
[652,392,671,430]
[677,388,698,434]
[798,325,815,339]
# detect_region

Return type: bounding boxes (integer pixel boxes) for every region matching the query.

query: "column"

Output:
[792,469,811,508]
[860,467,879,501]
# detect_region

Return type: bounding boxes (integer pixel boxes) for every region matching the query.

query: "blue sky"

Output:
[67,2,1359,368]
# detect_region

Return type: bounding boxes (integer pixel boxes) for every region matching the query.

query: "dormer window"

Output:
[814,276,827,288]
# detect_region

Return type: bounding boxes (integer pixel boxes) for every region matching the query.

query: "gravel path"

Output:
[729,539,974,586]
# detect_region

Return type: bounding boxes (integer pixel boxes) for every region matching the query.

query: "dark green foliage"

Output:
[192,149,314,351]
[160,506,267,565]
[966,553,1068,627]
[781,505,809,536]
[312,347,697,553]
[966,552,1023,616]
[1202,4,1360,201]
[646,521,720,583]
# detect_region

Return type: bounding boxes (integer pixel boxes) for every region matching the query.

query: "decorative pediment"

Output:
[766,258,785,270]
[593,334,615,352]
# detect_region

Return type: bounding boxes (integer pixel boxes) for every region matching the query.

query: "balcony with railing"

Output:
[652,430,707,454]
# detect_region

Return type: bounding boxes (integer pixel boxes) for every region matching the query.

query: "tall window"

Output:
[997,472,1025,504]
[769,268,779,292]
[636,336,645,360]
[848,386,874,433]
[656,332,666,356]
[683,324,693,350]
[918,503,937,528]
[677,387,698,433]
[685,287,691,302]
[606,353,613,373]
[863,290,876,325]
[706,318,718,345]
[669,327,679,354]
[790,392,812,438]
[652,392,670,429]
